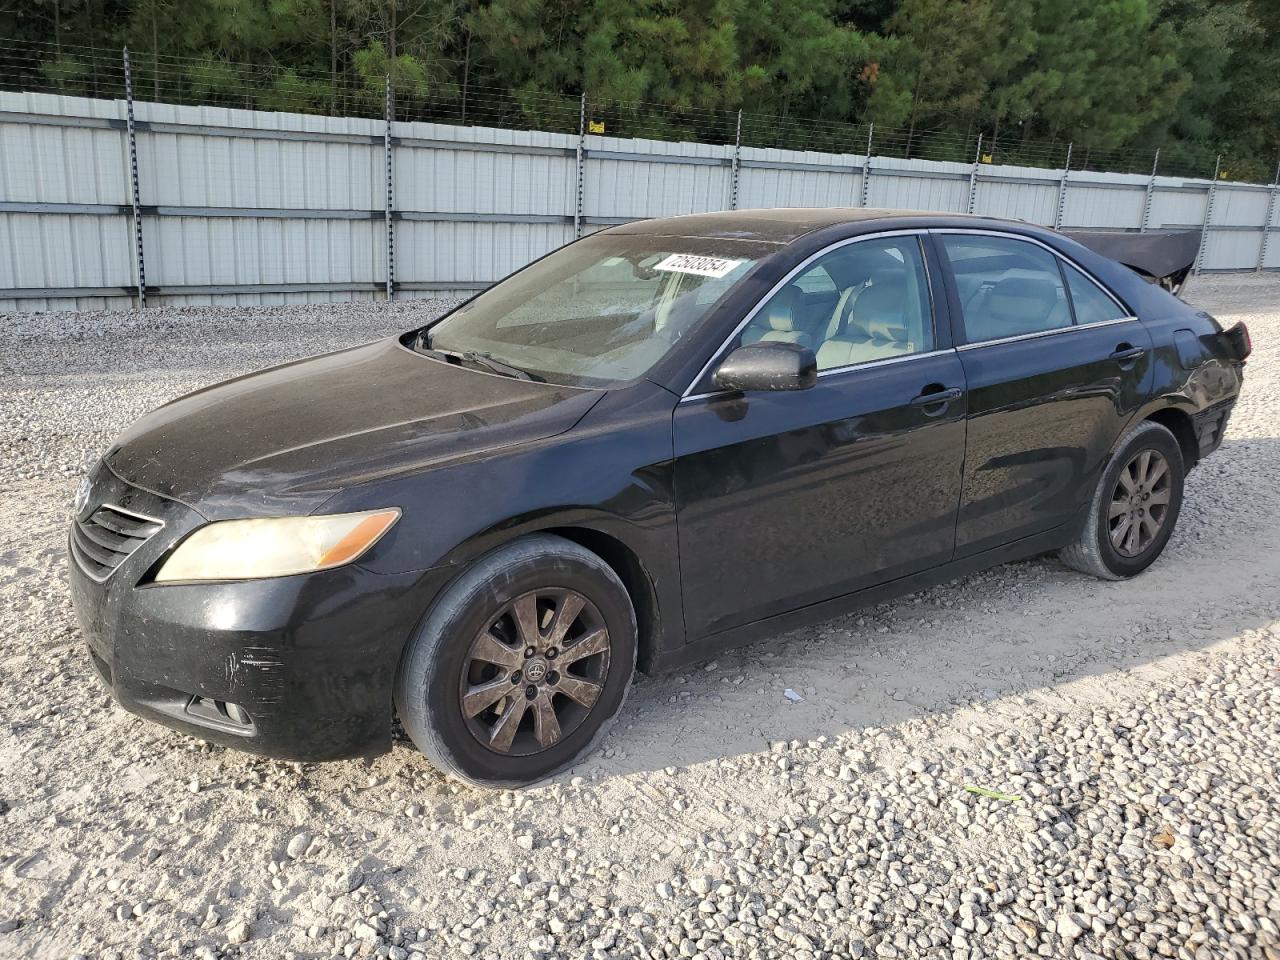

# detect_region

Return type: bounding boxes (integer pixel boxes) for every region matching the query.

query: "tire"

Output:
[395,534,637,788]
[1059,420,1185,580]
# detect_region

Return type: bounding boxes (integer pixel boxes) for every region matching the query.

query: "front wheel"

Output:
[1059,420,1185,580]
[395,534,636,787]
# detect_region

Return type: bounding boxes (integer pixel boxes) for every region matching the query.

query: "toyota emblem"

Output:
[524,659,548,683]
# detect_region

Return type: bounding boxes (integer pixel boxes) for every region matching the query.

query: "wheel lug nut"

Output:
[511,670,522,683]
[525,647,536,658]
[525,685,537,699]
[547,670,559,685]
[546,647,557,659]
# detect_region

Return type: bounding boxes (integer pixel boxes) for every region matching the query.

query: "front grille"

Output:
[70,504,164,582]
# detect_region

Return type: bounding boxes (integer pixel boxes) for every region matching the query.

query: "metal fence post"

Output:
[574,92,587,238]
[122,47,146,308]
[1194,155,1221,276]
[1258,158,1280,272]
[966,133,983,215]
[1140,148,1160,232]
[729,109,742,210]
[1054,142,1072,230]
[383,74,395,300]
[859,123,874,207]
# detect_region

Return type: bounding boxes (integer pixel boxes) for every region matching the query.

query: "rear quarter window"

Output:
[1062,261,1128,325]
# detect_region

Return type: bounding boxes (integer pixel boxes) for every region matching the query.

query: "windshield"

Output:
[419,234,774,387]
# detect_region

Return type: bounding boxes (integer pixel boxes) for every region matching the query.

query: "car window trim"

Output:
[931,228,1135,349]
[955,315,1137,351]
[679,228,935,400]
[682,346,957,403]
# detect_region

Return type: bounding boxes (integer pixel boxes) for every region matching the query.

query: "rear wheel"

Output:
[395,534,636,787]
[1059,420,1184,580]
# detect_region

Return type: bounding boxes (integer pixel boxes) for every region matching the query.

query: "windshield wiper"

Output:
[457,350,535,381]
[415,335,536,381]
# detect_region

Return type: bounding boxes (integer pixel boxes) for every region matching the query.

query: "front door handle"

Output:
[910,386,963,413]
[1110,343,1146,367]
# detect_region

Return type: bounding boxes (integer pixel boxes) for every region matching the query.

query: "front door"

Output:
[935,231,1155,556]
[672,233,968,640]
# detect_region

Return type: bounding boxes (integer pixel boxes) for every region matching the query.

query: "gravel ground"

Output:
[1,276,1278,960]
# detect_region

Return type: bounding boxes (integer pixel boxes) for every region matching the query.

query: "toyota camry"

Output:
[68,209,1249,786]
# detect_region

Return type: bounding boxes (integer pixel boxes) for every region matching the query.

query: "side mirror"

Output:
[713,341,817,393]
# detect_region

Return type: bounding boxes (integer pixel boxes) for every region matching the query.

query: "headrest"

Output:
[851,275,907,340]
[828,247,905,289]
[766,288,796,331]
[987,276,1056,325]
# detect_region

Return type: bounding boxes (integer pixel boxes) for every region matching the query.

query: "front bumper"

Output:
[68,463,442,761]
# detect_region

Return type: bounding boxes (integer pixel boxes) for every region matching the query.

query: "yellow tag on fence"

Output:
[588,120,605,134]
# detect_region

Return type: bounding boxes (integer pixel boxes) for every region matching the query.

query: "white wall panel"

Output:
[144,216,381,288]
[974,178,1058,224]
[731,147,860,210]
[2,92,1277,312]
[582,135,732,219]
[0,122,128,204]
[737,169,859,209]
[397,221,572,285]
[1,212,134,289]
[397,146,574,216]
[1210,186,1270,227]
[1265,236,1280,271]
[1062,184,1146,228]
[866,173,965,212]
[1149,187,1206,229]
[1202,230,1260,271]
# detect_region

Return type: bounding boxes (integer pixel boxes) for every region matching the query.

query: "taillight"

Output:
[1224,321,1251,362]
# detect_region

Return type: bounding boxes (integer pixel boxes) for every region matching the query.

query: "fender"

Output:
[324,380,688,667]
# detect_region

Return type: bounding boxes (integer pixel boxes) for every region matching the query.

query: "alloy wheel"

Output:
[1108,448,1171,557]
[459,588,611,756]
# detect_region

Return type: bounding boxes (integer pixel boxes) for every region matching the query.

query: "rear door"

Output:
[935,231,1154,556]
[672,233,968,639]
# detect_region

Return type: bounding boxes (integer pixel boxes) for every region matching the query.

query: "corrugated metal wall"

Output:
[2,91,1278,312]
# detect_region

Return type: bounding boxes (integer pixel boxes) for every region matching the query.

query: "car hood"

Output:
[106,337,603,519]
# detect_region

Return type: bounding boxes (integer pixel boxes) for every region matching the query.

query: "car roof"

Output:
[604,207,990,244]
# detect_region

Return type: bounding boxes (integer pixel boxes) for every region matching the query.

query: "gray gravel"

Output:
[1,277,1278,960]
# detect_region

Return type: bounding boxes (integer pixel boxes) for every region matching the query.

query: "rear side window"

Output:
[1063,261,1127,326]
[941,235,1071,343]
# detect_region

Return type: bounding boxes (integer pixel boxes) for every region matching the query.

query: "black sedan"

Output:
[68,209,1249,786]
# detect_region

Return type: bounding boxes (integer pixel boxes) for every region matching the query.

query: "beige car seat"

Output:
[963,275,1064,341]
[816,276,913,368]
[741,289,811,348]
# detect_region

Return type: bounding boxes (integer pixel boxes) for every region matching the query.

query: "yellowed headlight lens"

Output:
[154,509,400,582]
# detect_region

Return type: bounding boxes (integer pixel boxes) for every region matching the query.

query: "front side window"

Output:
[736,236,935,371]
[1063,261,1128,326]
[421,235,772,387]
[942,235,1071,343]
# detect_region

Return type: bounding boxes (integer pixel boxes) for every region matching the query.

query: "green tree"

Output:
[735,0,881,122]
[867,0,1015,157]
[1001,0,1185,152]
[1,0,1279,176]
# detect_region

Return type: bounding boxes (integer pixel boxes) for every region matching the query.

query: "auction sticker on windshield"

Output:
[654,254,743,278]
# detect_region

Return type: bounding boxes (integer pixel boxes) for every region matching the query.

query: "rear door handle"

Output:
[910,386,963,411]
[1110,344,1146,365]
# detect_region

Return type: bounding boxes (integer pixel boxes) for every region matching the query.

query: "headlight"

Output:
[154,509,400,582]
